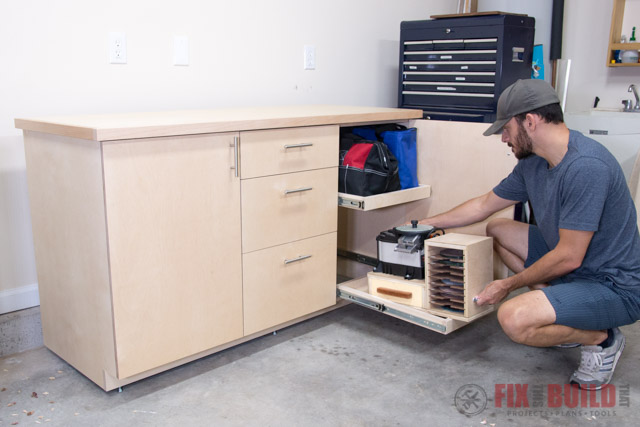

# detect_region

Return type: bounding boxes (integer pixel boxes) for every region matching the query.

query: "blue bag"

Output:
[381,127,418,189]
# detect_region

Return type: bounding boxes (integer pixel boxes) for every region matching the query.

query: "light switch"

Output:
[304,45,316,70]
[174,36,189,66]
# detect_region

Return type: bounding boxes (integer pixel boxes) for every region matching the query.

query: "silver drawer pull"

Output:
[284,254,312,265]
[284,187,313,195]
[230,136,239,177]
[284,143,314,149]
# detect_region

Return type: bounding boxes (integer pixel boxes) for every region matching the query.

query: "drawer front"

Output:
[243,232,337,336]
[240,125,338,178]
[241,168,337,253]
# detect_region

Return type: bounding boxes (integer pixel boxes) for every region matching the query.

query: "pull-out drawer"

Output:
[240,125,338,179]
[337,277,493,335]
[243,232,337,336]
[242,168,337,253]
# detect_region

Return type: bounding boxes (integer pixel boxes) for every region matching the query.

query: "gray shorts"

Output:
[525,225,640,330]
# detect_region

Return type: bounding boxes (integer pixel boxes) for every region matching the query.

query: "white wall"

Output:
[1,0,638,314]
[0,0,455,313]
[563,0,640,111]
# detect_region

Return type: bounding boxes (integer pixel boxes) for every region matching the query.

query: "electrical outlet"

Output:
[109,32,127,64]
[304,45,315,70]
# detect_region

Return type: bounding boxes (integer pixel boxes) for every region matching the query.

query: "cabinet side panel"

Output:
[410,120,517,233]
[23,131,116,387]
[464,238,494,318]
[412,120,517,279]
[103,133,243,379]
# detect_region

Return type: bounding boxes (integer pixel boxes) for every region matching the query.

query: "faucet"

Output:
[628,84,640,111]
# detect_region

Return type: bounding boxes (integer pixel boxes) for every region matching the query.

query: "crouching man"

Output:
[417,79,640,389]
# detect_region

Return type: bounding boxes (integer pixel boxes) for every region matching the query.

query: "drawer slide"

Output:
[337,278,475,334]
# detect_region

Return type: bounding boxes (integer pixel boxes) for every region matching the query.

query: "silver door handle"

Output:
[284,254,312,265]
[230,136,239,177]
[284,187,313,195]
[284,143,313,149]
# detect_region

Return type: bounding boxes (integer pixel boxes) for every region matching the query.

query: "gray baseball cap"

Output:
[483,79,560,136]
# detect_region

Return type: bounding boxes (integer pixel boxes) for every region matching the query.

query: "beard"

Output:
[511,120,534,160]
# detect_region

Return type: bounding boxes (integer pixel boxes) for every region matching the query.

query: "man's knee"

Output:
[486,218,513,248]
[497,299,533,344]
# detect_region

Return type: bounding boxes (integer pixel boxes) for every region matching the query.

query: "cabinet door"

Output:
[102,133,243,379]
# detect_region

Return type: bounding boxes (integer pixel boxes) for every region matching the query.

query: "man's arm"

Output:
[475,228,594,305]
[418,190,517,229]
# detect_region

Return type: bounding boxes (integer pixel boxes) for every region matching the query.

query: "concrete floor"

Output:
[1,304,639,427]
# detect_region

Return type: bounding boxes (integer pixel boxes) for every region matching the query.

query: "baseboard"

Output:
[0,284,40,314]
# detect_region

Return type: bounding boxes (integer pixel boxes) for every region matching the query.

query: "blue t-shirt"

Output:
[493,129,640,290]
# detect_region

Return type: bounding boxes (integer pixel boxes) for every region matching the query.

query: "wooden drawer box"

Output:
[241,168,337,253]
[240,125,338,179]
[242,232,337,336]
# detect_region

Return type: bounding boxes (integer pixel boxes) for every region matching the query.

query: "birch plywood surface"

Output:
[22,131,117,387]
[15,106,422,141]
[243,233,337,336]
[102,132,244,379]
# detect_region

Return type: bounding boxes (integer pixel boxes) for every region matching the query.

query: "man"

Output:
[417,79,640,389]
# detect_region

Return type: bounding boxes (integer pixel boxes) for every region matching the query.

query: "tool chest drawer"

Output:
[243,232,337,336]
[398,14,535,122]
[240,125,338,179]
[241,168,337,253]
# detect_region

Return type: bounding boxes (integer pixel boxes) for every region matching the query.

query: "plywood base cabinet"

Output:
[16,106,515,390]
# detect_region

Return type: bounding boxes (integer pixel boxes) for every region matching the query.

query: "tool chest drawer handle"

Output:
[284,143,314,149]
[377,287,412,299]
[284,187,313,195]
[284,254,312,265]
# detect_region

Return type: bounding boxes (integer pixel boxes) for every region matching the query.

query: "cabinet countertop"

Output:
[15,105,422,142]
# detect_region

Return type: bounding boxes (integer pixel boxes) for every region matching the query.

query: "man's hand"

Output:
[474,279,511,306]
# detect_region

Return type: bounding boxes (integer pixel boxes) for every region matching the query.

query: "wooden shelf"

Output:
[338,184,431,211]
[608,62,640,67]
[607,0,640,67]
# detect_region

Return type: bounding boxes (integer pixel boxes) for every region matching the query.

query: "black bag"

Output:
[352,124,418,190]
[338,132,401,196]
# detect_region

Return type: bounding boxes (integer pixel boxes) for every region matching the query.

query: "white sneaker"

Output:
[569,328,625,390]
[553,342,581,349]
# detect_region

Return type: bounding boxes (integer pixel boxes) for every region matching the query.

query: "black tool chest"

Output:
[398,14,535,123]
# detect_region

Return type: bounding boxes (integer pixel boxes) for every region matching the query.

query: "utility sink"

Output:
[565,110,640,180]
[589,107,640,117]
[567,109,640,135]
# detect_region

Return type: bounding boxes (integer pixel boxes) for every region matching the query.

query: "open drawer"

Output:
[337,277,493,334]
[338,184,431,211]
